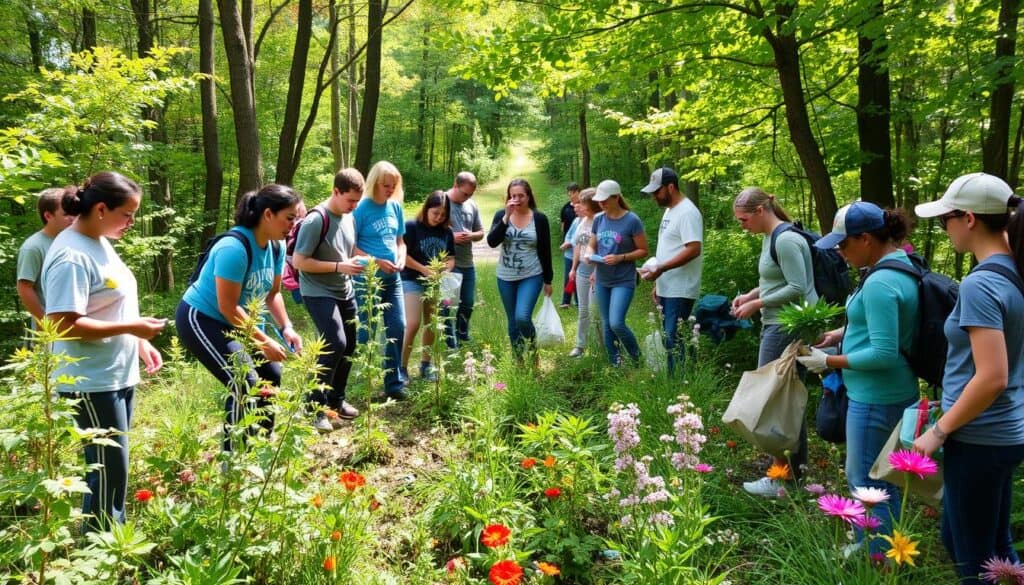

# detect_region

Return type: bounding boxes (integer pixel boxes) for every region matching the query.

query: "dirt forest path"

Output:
[470,139,563,263]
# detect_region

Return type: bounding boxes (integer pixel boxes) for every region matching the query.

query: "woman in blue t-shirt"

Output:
[401,191,456,382]
[176,184,303,452]
[487,178,554,357]
[584,179,648,365]
[352,161,409,399]
[796,202,920,556]
[913,173,1024,584]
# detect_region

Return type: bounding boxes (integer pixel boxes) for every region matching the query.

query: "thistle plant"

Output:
[350,259,393,463]
[419,253,458,417]
[777,300,845,346]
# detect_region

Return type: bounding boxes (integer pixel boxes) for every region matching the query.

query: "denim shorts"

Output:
[402,278,425,295]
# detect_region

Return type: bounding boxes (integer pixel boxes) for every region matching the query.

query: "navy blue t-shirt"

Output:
[401,220,455,283]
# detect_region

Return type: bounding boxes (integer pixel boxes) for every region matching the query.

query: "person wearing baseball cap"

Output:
[912,172,1024,582]
[639,167,703,377]
[796,200,921,555]
[585,179,649,366]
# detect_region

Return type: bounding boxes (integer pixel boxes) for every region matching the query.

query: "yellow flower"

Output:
[766,463,790,481]
[880,531,920,566]
[104,277,118,290]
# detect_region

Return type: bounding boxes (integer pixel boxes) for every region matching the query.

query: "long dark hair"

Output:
[234,184,302,228]
[1001,196,1024,279]
[506,178,537,209]
[63,172,140,218]
[416,190,451,227]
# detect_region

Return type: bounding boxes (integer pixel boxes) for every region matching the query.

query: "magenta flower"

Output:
[494,382,507,391]
[870,552,886,565]
[888,450,939,479]
[980,557,1024,585]
[851,514,882,531]
[692,463,713,474]
[804,483,826,496]
[817,494,866,524]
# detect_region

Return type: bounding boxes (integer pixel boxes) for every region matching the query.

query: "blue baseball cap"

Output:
[815,201,885,249]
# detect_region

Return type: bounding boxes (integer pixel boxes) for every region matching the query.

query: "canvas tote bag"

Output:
[722,341,808,458]
[869,419,944,507]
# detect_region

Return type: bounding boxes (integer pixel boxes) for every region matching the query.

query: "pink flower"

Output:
[851,486,890,507]
[817,494,866,524]
[445,556,467,574]
[888,450,939,479]
[870,552,886,564]
[852,515,882,531]
[692,463,714,474]
[494,382,507,391]
[804,483,826,496]
[980,557,1024,585]
[177,469,197,484]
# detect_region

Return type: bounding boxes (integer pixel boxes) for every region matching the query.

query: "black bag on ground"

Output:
[816,370,848,444]
[770,222,853,305]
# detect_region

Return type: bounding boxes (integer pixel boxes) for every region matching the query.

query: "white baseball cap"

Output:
[594,179,621,202]
[915,172,1014,217]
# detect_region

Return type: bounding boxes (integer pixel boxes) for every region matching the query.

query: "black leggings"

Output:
[303,295,357,408]
[175,301,279,451]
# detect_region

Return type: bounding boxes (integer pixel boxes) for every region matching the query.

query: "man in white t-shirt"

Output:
[639,167,703,376]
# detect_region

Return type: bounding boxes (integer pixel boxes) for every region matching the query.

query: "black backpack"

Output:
[865,254,957,390]
[188,230,280,286]
[769,222,853,305]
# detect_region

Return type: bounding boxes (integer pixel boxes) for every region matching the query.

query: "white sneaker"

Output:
[742,477,781,497]
[568,347,583,358]
[313,414,334,434]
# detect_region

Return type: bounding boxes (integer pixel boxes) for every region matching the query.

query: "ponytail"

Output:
[64,172,140,218]
[867,208,910,244]
[1007,195,1024,281]
[234,184,302,228]
[734,187,791,222]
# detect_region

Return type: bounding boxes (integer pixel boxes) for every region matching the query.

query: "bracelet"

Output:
[932,422,948,441]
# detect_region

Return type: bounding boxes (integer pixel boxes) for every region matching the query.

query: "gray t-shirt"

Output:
[17,230,54,303]
[295,206,356,300]
[758,228,817,324]
[497,216,542,281]
[449,197,482,268]
[41,229,141,393]
[942,255,1024,446]
[593,211,645,288]
[573,216,595,277]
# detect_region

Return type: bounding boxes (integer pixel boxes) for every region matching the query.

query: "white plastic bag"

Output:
[644,330,667,372]
[440,272,463,306]
[534,296,565,348]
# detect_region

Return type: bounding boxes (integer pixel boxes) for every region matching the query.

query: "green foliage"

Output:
[777,300,846,346]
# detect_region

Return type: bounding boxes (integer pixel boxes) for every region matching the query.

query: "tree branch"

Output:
[253,0,292,62]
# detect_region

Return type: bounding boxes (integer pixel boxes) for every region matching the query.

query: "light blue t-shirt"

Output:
[942,254,1024,445]
[563,217,579,259]
[41,229,140,393]
[182,227,284,324]
[352,198,405,262]
[842,251,920,405]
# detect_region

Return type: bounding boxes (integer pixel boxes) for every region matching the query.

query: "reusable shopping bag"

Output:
[439,272,463,306]
[815,370,848,444]
[643,330,666,372]
[899,398,943,460]
[722,341,808,458]
[534,296,565,348]
[869,419,944,507]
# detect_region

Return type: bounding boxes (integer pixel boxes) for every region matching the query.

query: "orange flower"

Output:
[323,556,336,571]
[543,455,556,468]
[766,463,791,481]
[310,493,323,508]
[537,561,560,576]
[489,559,523,585]
[339,470,366,491]
[134,489,153,503]
[521,457,537,469]
[325,409,340,420]
[330,530,342,541]
[726,440,738,450]
[480,523,511,548]
[544,487,561,499]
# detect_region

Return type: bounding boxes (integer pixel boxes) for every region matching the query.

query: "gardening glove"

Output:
[796,346,829,374]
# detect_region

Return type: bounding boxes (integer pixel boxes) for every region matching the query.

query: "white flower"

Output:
[851,486,890,506]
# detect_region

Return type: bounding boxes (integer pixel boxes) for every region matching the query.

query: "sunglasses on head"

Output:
[938,210,967,229]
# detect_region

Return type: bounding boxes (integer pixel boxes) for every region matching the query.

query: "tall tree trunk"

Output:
[218,0,263,200]
[579,102,591,188]
[329,0,343,171]
[982,0,1019,179]
[82,8,97,52]
[1009,102,1023,189]
[856,0,895,208]
[415,23,430,163]
[274,0,313,185]
[345,0,359,167]
[764,4,837,231]
[26,8,42,71]
[354,0,383,175]
[199,0,223,243]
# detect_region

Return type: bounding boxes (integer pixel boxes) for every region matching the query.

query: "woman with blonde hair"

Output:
[352,161,409,399]
[731,186,817,495]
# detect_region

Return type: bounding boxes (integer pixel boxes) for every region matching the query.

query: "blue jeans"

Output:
[942,439,1024,583]
[561,255,576,306]
[446,265,476,348]
[355,274,406,394]
[759,324,807,475]
[845,397,916,554]
[595,284,640,364]
[657,296,695,377]
[496,274,544,354]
